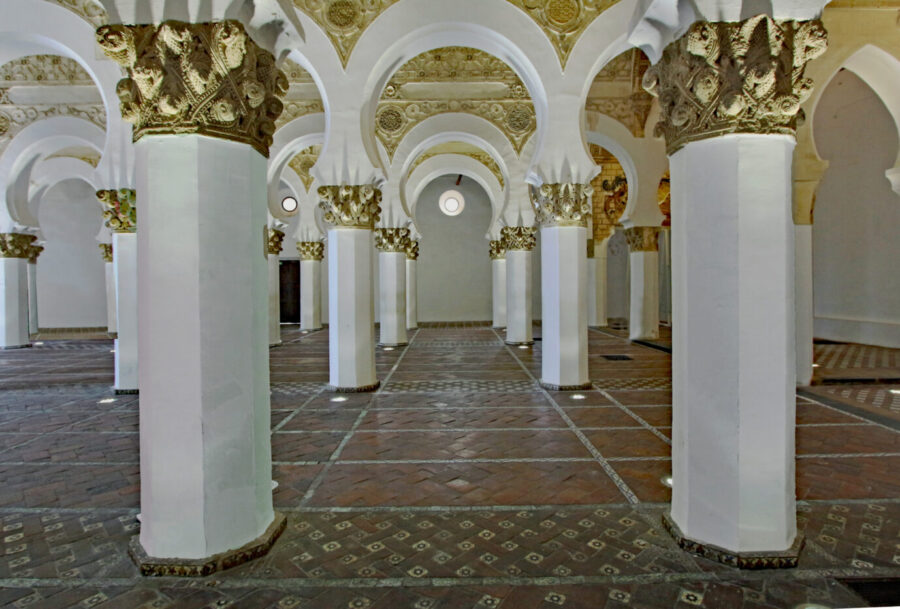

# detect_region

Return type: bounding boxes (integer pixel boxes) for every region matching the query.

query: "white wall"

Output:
[36,179,107,328]
[813,70,900,348]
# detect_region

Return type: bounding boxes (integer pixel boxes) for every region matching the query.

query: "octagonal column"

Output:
[502,226,536,346]
[26,243,43,337]
[298,242,324,331]
[0,234,36,348]
[100,244,117,336]
[267,227,285,347]
[624,226,661,341]
[588,237,610,328]
[642,15,828,566]
[375,228,410,347]
[406,240,418,330]
[490,240,507,329]
[319,185,381,392]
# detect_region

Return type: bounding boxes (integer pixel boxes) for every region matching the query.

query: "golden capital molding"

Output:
[501,226,537,251]
[318,185,382,229]
[268,228,286,256]
[489,240,506,260]
[297,241,325,261]
[96,20,289,158]
[27,243,44,264]
[289,145,322,191]
[97,189,137,233]
[532,182,592,228]
[0,233,37,259]
[375,227,411,253]
[406,240,419,261]
[624,226,660,252]
[99,243,113,263]
[643,15,828,155]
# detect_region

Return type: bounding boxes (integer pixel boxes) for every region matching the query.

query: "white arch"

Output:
[268,113,326,216]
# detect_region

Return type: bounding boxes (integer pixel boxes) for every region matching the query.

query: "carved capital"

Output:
[267,228,285,256]
[27,243,44,264]
[532,183,592,228]
[406,240,419,261]
[99,243,113,263]
[375,228,411,253]
[489,240,506,260]
[643,16,828,155]
[297,241,325,261]
[0,233,37,259]
[97,189,137,233]
[96,21,288,158]
[624,227,660,253]
[318,185,382,229]
[501,226,536,252]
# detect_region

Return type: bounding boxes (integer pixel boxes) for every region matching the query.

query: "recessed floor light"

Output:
[110,350,116,353]
[890,389,900,395]
[518,345,529,350]
[331,396,348,403]
[661,475,673,488]
[98,398,116,404]
[33,342,43,346]
[384,347,394,351]
[571,394,586,400]
[271,480,279,490]
[812,364,820,368]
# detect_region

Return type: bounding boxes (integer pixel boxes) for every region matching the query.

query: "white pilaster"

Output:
[0,258,29,348]
[588,237,609,327]
[301,259,322,331]
[136,135,274,560]
[268,253,281,346]
[26,261,38,336]
[378,251,407,346]
[328,228,377,390]
[540,225,589,389]
[628,248,660,341]
[406,258,417,330]
[795,224,814,386]
[105,261,117,335]
[492,257,507,329]
[670,134,797,553]
[113,232,138,392]
[505,249,533,345]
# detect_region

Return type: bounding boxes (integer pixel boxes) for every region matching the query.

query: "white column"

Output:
[492,257,507,329]
[540,225,589,389]
[267,251,281,346]
[104,257,117,336]
[378,250,407,346]
[626,227,661,341]
[0,257,29,348]
[505,248,533,345]
[659,229,672,325]
[327,227,377,391]
[670,134,797,554]
[26,260,38,336]
[795,224,814,386]
[588,237,609,327]
[406,258,417,330]
[113,232,138,393]
[136,135,274,561]
[300,258,322,331]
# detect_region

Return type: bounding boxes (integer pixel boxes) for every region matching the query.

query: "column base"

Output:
[0,344,31,350]
[505,341,534,347]
[114,388,139,395]
[662,513,803,569]
[328,381,381,393]
[108,332,118,339]
[492,326,506,330]
[540,381,592,391]
[379,342,408,348]
[130,512,286,577]
[269,342,283,348]
[407,325,418,331]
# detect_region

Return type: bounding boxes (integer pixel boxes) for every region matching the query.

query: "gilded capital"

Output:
[97,189,137,233]
[501,226,537,252]
[298,241,325,261]
[489,240,506,260]
[0,233,37,259]
[643,16,828,155]
[99,243,114,263]
[27,243,44,264]
[267,228,285,256]
[375,228,411,253]
[318,185,382,229]
[96,21,288,158]
[532,183,592,228]
[624,227,660,253]
[406,240,419,261]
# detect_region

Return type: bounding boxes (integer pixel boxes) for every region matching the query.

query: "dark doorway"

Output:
[279,260,300,323]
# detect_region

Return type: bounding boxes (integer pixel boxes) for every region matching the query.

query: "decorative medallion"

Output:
[489,240,506,260]
[318,185,382,229]
[289,144,322,191]
[96,21,289,158]
[268,228,286,256]
[99,243,113,263]
[97,189,137,233]
[374,227,411,253]
[532,182,592,228]
[0,233,37,259]
[292,0,397,67]
[501,226,537,251]
[624,226,660,252]
[405,239,419,260]
[298,241,325,261]
[643,15,828,155]
[407,142,505,189]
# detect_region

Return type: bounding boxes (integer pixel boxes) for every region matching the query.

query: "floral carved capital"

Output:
[99,243,113,263]
[0,233,37,259]
[97,189,136,233]
[318,185,382,229]
[532,183,592,228]
[624,226,660,253]
[27,243,44,264]
[96,20,288,158]
[267,228,285,256]
[501,226,536,252]
[406,240,419,261]
[375,228,411,253]
[489,240,506,260]
[297,241,325,261]
[643,16,828,155]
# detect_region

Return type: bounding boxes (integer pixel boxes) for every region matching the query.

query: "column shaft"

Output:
[406,259,417,330]
[268,254,281,346]
[505,250,533,345]
[0,259,29,348]
[26,261,38,336]
[113,232,138,392]
[795,224,814,385]
[378,251,407,346]
[492,258,507,329]
[628,250,660,340]
[301,259,322,331]
[105,261,118,335]
[588,238,609,327]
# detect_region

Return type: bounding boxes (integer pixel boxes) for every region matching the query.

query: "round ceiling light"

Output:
[439,189,465,217]
[281,196,298,213]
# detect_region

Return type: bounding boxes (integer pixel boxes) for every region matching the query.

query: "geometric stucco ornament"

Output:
[532,182,593,228]
[97,189,137,233]
[0,233,37,259]
[318,185,382,229]
[489,240,506,260]
[501,226,537,252]
[297,241,325,261]
[643,16,827,155]
[374,227,411,253]
[96,21,288,158]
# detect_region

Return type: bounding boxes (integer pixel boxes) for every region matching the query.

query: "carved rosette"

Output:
[0,233,37,259]
[532,183,593,227]
[643,16,828,155]
[501,226,537,252]
[375,228,411,253]
[406,240,419,261]
[96,21,288,158]
[297,241,325,261]
[624,227,660,253]
[489,240,506,260]
[99,243,114,263]
[267,229,285,256]
[318,185,382,229]
[97,189,137,233]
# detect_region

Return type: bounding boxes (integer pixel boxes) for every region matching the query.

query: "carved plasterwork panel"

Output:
[407,142,505,189]
[99,243,113,263]
[97,189,136,233]
[489,240,506,260]
[375,227,411,253]
[319,184,382,228]
[268,228,286,255]
[276,59,323,129]
[585,49,653,137]
[406,239,419,260]
[0,233,37,259]
[44,0,108,27]
[0,55,93,84]
[292,0,399,67]
[589,144,625,241]
[501,226,537,251]
[288,145,322,191]
[532,182,592,228]
[624,226,660,252]
[298,241,325,260]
